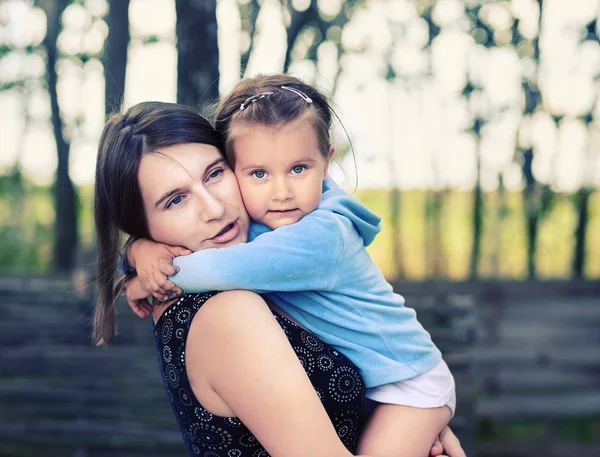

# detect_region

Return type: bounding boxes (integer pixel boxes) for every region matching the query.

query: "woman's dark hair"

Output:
[93,101,221,345]
[214,74,334,168]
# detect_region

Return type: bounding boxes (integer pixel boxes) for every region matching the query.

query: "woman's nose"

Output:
[199,192,225,221]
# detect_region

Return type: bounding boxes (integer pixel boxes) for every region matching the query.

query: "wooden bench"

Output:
[0,275,188,456]
[396,280,600,457]
[3,276,598,456]
[473,282,600,457]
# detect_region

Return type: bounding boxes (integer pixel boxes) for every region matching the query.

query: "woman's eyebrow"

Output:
[203,158,226,175]
[155,187,185,208]
[154,157,226,208]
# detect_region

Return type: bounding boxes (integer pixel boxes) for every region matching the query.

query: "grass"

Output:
[1,185,599,279]
[354,188,600,280]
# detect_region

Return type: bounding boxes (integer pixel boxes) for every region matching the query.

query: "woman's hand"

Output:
[129,238,191,301]
[429,427,466,457]
[125,276,153,319]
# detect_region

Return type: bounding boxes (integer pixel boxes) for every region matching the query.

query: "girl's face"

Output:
[138,143,250,251]
[232,121,332,230]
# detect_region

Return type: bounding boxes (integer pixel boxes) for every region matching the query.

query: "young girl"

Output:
[125,75,456,457]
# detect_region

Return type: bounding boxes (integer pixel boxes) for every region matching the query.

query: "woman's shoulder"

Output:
[188,290,274,337]
[154,290,267,332]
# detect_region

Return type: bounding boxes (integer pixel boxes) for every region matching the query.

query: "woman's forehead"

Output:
[144,143,220,172]
[156,142,221,164]
[138,143,223,199]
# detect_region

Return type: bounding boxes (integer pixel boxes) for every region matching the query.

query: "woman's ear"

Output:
[323,145,335,178]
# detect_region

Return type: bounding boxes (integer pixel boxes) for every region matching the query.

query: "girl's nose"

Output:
[272,177,293,202]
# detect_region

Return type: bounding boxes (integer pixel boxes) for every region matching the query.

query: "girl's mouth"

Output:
[269,209,299,214]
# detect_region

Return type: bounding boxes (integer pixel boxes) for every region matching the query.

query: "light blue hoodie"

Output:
[171,177,442,387]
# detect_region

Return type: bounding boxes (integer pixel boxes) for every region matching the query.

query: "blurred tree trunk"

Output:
[386,77,403,278]
[389,187,403,278]
[422,3,443,278]
[175,0,219,114]
[491,173,506,276]
[517,0,544,279]
[239,0,260,75]
[470,172,483,278]
[431,190,446,277]
[573,187,591,278]
[103,0,130,116]
[283,0,317,73]
[572,21,598,278]
[462,4,495,279]
[521,141,539,279]
[282,0,356,75]
[41,0,78,272]
[469,119,484,279]
[572,113,595,278]
[424,191,445,278]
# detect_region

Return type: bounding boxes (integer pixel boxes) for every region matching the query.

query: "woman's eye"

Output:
[251,170,266,179]
[291,165,306,174]
[167,195,184,208]
[208,168,224,180]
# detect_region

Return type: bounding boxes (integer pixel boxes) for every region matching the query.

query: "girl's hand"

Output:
[129,238,191,301]
[429,427,466,457]
[125,276,153,319]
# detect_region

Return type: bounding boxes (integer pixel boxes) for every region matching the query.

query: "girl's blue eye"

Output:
[291,165,305,174]
[252,170,266,179]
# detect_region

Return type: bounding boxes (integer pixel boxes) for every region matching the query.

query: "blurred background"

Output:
[0,0,598,456]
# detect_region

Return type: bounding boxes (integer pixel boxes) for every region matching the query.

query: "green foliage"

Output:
[581,19,598,43]
[354,188,600,280]
[0,43,14,58]
[476,416,600,444]
[0,179,95,272]
[0,171,54,271]
[1,185,598,277]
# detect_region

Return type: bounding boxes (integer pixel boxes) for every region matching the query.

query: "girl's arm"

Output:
[124,276,154,319]
[126,238,191,301]
[172,210,346,293]
[186,290,370,457]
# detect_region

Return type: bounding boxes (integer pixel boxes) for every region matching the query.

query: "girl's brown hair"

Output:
[214,74,335,168]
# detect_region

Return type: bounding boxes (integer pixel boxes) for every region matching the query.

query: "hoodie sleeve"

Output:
[170,210,346,293]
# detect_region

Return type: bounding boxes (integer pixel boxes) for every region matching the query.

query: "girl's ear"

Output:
[328,145,335,160]
[323,145,335,178]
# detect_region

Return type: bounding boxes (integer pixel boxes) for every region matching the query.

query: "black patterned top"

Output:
[154,292,366,457]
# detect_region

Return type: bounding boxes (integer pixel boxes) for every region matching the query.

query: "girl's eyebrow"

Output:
[239,157,317,172]
[239,163,267,172]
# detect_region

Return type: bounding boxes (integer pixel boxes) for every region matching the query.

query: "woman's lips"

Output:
[210,220,240,243]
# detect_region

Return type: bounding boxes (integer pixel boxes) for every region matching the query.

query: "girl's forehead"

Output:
[232,118,317,139]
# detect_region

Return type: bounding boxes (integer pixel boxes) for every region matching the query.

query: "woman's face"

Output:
[138,143,250,251]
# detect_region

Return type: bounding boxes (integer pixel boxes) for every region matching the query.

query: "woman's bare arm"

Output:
[185,290,370,457]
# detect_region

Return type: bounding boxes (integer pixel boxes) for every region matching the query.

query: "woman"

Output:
[93,101,465,457]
